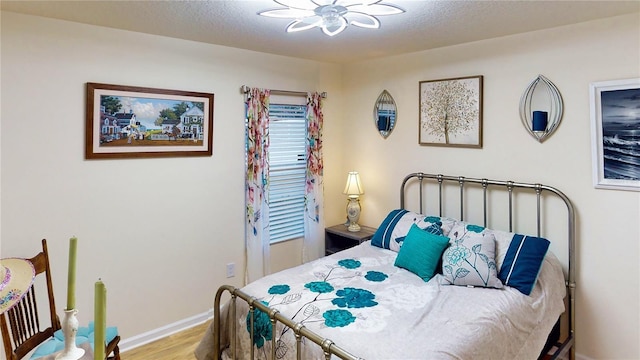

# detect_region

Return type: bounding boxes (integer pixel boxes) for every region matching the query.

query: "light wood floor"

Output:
[121,321,210,360]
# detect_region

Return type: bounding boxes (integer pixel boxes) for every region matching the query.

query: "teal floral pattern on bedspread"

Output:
[246,301,273,348]
[245,257,388,358]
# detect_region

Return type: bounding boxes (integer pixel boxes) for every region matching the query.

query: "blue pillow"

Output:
[394,224,450,282]
[498,234,550,295]
[372,209,451,252]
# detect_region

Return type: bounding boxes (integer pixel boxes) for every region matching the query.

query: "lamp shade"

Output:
[343,172,364,197]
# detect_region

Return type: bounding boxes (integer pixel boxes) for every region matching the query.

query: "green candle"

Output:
[94,280,106,360]
[66,237,77,310]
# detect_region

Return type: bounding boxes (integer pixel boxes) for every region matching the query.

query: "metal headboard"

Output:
[400,172,576,360]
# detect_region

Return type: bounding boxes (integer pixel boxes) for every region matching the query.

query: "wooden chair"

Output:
[0,239,120,360]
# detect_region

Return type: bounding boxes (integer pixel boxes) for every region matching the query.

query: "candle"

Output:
[66,237,78,310]
[94,280,106,360]
[377,116,390,131]
[532,111,548,132]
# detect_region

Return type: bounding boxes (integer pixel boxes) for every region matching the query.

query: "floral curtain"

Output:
[303,92,325,262]
[245,88,271,284]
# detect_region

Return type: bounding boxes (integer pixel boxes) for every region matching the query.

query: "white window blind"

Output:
[268,103,307,243]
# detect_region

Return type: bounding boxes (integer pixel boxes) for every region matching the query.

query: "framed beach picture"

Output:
[590,78,640,191]
[86,83,214,159]
[419,75,483,148]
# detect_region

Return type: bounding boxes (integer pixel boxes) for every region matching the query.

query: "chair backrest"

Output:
[0,239,61,360]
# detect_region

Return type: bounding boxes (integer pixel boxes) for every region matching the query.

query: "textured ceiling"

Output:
[2,0,639,63]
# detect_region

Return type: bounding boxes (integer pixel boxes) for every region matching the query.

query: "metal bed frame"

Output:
[213,172,576,360]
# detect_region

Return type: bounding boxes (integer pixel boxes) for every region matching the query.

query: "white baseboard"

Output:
[576,353,594,360]
[118,309,213,353]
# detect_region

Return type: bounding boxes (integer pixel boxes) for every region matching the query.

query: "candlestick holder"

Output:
[519,74,564,143]
[56,309,85,360]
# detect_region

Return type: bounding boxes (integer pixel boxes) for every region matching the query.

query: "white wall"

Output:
[2,9,639,360]
[338,14,640,360]
[0,11,342,354]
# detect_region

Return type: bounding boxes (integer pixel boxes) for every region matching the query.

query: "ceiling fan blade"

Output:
[259,8,315,19]
[274,0,317,11]
[344,13,380,29]
[312,0,337,6]
[322,17,347,36]
[347,4,405,16]
[287,19,323,32]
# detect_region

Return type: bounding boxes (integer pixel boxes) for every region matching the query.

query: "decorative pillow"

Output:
[498,234,550,296]
[449,221,517,271]
[440,223,503,288]
[394,224,450,282]
[371,209,455,252]
[481,227,517,270]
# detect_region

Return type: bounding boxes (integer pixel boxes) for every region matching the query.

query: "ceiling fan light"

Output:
[320,16,349,36]
[311,0,338,6]
[273,0,317,11]
[347,4,405,16]
[259,8,315,19]
[345,13,380,29]
[322,19,348,36]
[299,15,323,25]
[287,19,323,33]
[259,0,403,36]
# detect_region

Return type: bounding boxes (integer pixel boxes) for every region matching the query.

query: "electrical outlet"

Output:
[226,263,235,278]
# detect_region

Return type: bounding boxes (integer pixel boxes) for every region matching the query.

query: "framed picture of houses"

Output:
[85,83,214,159]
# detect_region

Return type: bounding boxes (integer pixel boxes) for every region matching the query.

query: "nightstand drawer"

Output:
[325,224,376,255]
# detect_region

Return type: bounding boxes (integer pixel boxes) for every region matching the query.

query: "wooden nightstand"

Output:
[325,224,377,256]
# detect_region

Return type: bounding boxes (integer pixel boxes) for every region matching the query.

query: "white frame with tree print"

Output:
[419,75,483,148]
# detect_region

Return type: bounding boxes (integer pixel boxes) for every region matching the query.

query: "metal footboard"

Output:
[213,284,361,360]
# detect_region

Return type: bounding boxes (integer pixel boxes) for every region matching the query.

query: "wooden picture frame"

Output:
[86,83,214,159]
[589,78,640,191]
[419,75,483,148]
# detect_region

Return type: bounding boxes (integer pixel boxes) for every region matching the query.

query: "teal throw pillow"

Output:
[394,224,450,282]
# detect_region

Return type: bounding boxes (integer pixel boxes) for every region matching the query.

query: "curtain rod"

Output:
[240,85,327,98]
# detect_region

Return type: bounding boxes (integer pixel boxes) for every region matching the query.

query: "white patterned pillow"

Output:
[482,227,517,271]
[440,222,503,288]
[447,221,516,271]
[371,209,456,252]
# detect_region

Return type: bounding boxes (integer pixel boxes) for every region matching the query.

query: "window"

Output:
[268,103,307,243]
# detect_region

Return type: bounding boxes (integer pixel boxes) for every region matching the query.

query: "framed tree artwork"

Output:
[419,75,483,148]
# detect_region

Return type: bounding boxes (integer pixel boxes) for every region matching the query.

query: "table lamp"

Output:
[343,171,364,232]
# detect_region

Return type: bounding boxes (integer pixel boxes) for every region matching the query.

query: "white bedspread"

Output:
[195,241,566,360]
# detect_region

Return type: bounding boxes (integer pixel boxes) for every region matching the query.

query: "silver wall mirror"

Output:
[519,75,563,143]
[374,90,397,139]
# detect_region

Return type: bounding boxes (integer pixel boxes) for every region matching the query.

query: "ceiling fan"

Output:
[258,0,405,37]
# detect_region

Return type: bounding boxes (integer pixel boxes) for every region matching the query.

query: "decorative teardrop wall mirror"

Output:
[374,90,397,139]
[519,75,563,143]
